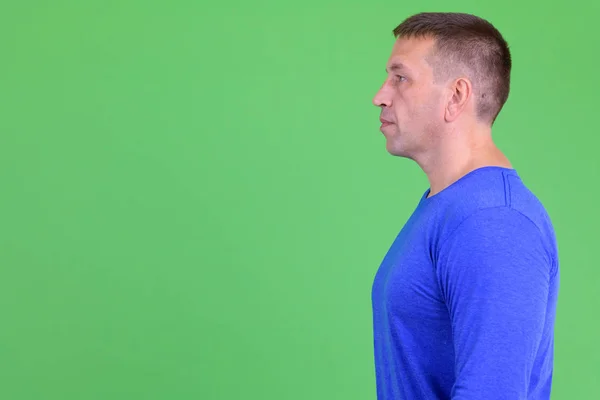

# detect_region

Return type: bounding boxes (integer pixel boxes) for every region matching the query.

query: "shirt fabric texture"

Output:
[371,166,560,399]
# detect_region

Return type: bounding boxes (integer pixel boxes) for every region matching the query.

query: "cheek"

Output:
[417,90,444,117]
[427,88,446,112]
[392,95,426,125]
[397,87,427,108]
[391,92,412,117]
[391,86,441,123]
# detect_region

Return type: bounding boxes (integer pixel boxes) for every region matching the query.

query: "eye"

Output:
[394,75,407,83]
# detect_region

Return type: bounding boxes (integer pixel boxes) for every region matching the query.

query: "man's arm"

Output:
[436,207,553,399]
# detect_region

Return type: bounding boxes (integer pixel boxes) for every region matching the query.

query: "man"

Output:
[371,12,560,399]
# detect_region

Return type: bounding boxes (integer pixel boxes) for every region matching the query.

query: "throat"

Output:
[425,145,512,197]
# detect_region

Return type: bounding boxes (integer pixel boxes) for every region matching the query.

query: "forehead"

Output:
[386,36,436,72]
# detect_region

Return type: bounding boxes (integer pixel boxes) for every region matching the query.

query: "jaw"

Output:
[385,129,441,165]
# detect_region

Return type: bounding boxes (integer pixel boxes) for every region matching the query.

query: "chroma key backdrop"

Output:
[1,1,599,399]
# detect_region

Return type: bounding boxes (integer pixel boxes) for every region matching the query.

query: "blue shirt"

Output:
[371,166,560,399]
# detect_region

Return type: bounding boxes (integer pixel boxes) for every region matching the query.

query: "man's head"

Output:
[373,12,511,159]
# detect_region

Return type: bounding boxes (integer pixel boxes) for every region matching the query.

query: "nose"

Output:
[373,82,392,108]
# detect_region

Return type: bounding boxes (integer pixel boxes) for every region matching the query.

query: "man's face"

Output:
[373,36,447,159]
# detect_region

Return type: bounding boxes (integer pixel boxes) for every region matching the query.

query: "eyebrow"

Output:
[386,62,408,73]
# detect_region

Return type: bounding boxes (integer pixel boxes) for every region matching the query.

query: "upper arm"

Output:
[436,207,552,399]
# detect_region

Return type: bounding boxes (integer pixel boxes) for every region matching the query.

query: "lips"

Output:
[380,118,394,127]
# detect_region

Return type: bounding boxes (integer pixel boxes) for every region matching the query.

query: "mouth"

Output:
[380,118,394,128]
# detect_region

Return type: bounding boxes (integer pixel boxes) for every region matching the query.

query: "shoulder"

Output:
[430,168,557,256]
[435,205,558,280]
[431,192,558,282]
[441,206,545,246]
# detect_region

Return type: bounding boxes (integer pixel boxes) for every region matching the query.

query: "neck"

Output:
[419,125,512,198]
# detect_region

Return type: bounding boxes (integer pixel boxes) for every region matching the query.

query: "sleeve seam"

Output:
[436,205,546,259]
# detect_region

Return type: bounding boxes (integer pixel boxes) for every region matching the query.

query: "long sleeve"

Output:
[435,206,554,399]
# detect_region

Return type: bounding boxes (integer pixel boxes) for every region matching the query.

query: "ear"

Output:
[444,77,472,122]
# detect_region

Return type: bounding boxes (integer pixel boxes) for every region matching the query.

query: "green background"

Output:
[1,1,598,399]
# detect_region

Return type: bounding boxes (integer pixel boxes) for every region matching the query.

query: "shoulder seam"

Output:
[435,205,558,279]
[503,171,510,207]
[437,205,545,255]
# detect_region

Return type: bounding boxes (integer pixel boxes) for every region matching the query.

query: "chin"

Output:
[386,142,412,159]
[384,137,398,152]
[386,146,404,157]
